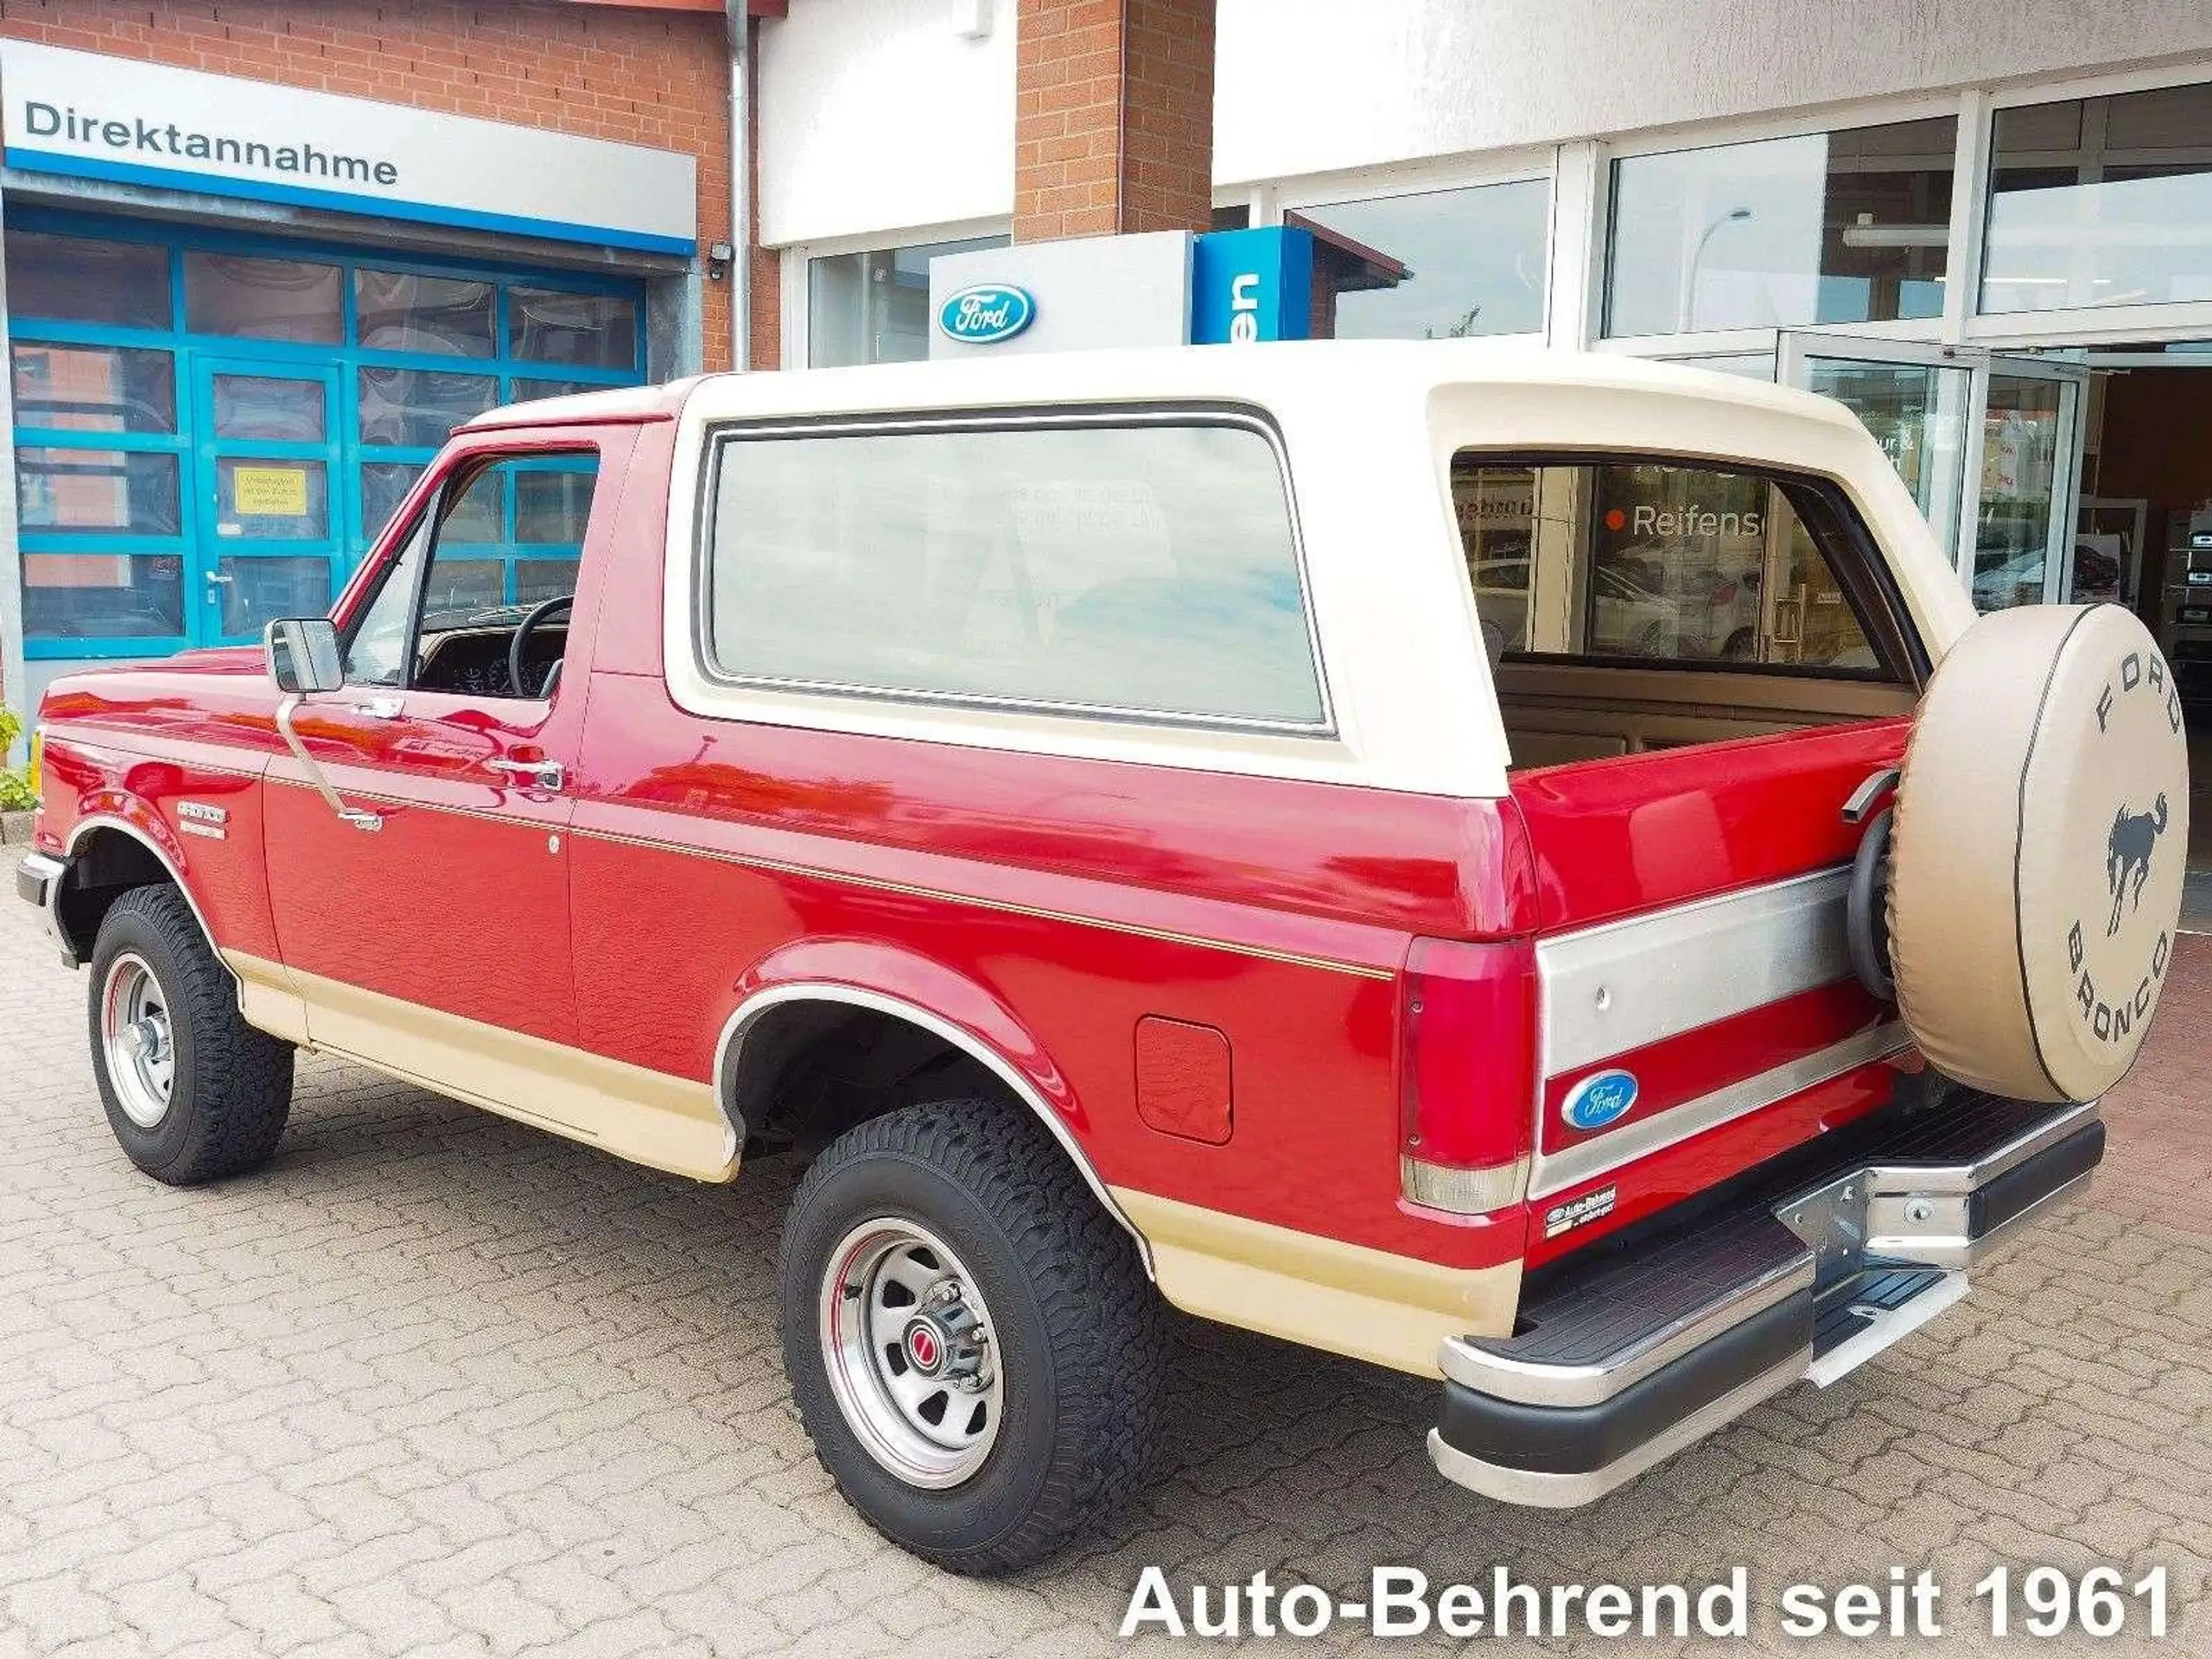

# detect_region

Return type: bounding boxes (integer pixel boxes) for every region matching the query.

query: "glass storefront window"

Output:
[1606,118,1956,337]
[358,367,499,447]
[1293,180,1548,340]
[183,251,344,343]
[1973,375,2066,610]
[507,377,604,404]
[7,213,646,650]
[213,556,330,636]
[360,461,427,541]
[16,448,181,535]
[22,552,184,639]
[3,231,170,330]
[211,373,327,442]
[11,345,176,435]
[807,235,1009,367]
[507,286,637,370]
[1982,82,2212,315]
[515,464,598,543]
[356,269,496,356]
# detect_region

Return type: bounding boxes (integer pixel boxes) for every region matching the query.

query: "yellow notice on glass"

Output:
[232,466,308,518]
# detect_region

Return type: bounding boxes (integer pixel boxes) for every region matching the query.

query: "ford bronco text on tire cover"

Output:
[16,346,2188,1573]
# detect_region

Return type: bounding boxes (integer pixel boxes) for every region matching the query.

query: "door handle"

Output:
[486,756,565,792]
[350,696,404,720]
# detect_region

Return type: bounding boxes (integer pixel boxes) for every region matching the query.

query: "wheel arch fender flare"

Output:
[715,940,1153,1274]
[61,810,226,969]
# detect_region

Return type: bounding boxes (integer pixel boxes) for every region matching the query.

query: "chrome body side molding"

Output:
[1537,866,1853,1077]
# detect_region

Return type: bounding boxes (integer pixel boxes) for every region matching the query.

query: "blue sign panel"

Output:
[1190,226,1314,345]
[1560,1069,1640,1133]
[937,283,1036,346]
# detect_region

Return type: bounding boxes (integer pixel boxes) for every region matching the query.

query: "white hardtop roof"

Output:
[686,339,1867,430]
[467,340,1870,437]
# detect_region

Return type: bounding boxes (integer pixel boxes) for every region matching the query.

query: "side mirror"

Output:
[264,618,342,696]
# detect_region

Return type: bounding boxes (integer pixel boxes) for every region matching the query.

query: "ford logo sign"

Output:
[938,283,1035,345]
[1560,1069,1638,1133]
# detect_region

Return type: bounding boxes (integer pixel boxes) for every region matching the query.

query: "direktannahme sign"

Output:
[0,41,697,256]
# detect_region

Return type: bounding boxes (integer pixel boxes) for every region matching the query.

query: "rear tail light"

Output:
[1399,936,1538,1215]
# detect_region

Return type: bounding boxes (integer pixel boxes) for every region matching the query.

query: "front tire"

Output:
[779,1096,1166,1574]
[89,885,294,1185]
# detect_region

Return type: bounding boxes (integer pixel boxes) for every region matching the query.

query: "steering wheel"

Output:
[508,594,574,700]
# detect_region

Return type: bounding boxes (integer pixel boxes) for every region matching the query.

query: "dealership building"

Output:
[7,0,2212,733]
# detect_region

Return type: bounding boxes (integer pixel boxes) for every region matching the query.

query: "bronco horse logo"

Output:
[2107,792,2170,936]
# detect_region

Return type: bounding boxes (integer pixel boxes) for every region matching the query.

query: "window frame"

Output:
[690,404,1337,737]
[1450,449,1931,690]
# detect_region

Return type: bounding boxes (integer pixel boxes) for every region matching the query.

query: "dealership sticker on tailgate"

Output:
[1543,1185,1617,1240]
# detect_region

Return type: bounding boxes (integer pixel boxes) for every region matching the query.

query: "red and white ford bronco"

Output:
[16,345,2188,1573]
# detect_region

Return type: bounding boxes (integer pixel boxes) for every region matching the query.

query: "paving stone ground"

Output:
[2,889,2207,1656]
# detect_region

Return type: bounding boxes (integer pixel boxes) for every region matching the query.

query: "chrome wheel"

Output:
[817,1219,1004,1490]
[100,952,175,1130]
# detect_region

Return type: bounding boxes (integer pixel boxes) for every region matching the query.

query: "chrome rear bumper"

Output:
[1428,1091,2102,1508]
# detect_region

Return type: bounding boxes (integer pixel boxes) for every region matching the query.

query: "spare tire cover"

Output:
[1890,604,2188,1103]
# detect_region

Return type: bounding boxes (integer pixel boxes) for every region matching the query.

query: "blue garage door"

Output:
[7,210,646,658]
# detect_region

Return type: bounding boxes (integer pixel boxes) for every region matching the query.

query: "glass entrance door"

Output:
[1778,333,1972,563]
[189,358,343,645]
[1781,334,2087,608]
[1967,358,2087,612]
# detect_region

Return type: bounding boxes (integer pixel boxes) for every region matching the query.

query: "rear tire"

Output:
[88,885,294,1185]
[779,1096,1165,1574]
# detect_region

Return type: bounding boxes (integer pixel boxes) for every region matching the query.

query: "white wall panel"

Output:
[1216,0,2212,185]
[758,0,1015,247]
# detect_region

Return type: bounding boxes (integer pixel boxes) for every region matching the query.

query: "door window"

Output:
[341,451,600,698]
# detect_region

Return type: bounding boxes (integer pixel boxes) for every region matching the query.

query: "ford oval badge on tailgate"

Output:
[938,284,1035,345]
[1561,1069,1638,1132]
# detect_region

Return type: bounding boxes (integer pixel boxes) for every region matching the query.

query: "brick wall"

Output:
[0,0,760,366]
[1013,0,1213,243]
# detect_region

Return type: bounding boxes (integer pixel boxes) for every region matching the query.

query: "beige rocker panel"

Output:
[223,951,741,1182]
[1889,605,2189,1103]
[1113,1188,1521,1378]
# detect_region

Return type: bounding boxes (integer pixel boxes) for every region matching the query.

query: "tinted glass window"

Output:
[1453,456,1897,679]
[11,345,175,434]
[3,231,169,329]
[1606,117,1956,337]
[806,234,1008,367]
[355,269,495,356]
[1294,180,1548,340]
[1983,82,2212,313]
[705,422,1324,726]
[183,251,343,343]
[507,286,637,370]
[357,366,499,447]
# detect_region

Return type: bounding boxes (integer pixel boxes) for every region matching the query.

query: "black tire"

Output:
[779,1096,1166,1574]
[88,885,295,1185]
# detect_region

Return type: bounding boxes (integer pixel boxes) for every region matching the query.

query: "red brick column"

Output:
[1013,0,1215,243]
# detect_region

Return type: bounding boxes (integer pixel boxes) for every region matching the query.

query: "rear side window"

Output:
[701,419,1326,728]
[1454,454,1904,681]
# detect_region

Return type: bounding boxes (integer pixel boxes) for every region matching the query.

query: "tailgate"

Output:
[1512,716,1914,1266]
